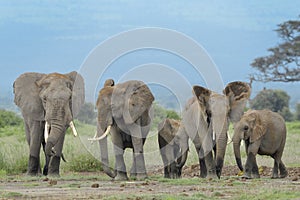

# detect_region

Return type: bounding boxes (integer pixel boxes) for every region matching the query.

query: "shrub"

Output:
[0,109,22,128]
[250,89,292,121]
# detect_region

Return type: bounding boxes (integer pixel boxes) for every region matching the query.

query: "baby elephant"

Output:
[233,109,288,179]
[158,118,188,179]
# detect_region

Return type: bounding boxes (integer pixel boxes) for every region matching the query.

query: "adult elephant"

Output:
[182,81,251,179]
[90,79,154,180]
[233,109,288,179]
[14,71,84,176]
[158,118,188,179]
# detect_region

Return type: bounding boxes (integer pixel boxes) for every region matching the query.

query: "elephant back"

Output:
[14,72,45,120]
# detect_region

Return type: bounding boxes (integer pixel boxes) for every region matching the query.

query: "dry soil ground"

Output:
[0,166,299,200]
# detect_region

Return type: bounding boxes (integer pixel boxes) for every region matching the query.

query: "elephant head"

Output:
[192,81,251,178]
[233,110,266,171]
[95,79,154,178]
[14,71,85,160]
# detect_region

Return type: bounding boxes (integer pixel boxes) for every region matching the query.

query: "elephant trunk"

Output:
[177,149,188,169]
[45,122,65,157]
[98,124,116,178]
[233,132,243,171]
[215,131,227,179]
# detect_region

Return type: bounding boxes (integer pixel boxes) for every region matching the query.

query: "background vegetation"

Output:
[0,103,299,176]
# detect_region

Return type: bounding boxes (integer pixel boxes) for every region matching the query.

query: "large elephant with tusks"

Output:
[90,79,154,180]
[14,71,84,176]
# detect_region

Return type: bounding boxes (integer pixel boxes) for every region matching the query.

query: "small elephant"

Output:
[14,72,85,176]
[233,109,288,179]
[182,81,251,178]
[90,79,154,180]
[158,118,188,179]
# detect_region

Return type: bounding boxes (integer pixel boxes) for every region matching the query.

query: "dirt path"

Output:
[0,166,299,199]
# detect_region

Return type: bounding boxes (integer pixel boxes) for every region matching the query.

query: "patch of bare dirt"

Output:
[0,166,299,199]
[150,165,300,180]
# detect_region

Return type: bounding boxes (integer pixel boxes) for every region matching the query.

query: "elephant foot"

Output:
[252,173,260,179]
[206,173,218,180]
[279,165,288,178]
[164,173,171,179]
[242,173,252,179]
[135,173,148,181]
[170,172,179,179]
[27,156,41,176]
[114,172,128,181]
[271,175,279,179]
[48,156,61,177]
[280,170,288,178]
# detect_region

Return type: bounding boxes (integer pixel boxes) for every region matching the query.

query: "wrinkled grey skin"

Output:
[158,118,188,179]
[96,79,154,180]
[14,72,84,176]
[182,81,251,179]
[233,109,288,179]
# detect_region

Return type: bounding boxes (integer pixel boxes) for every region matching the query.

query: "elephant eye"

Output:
[243,125,249,131]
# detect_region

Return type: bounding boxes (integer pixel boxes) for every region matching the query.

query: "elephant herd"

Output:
[13,71,288,180]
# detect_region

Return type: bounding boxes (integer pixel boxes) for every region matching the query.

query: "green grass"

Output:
[0,120,300,176]
[234,190,300,200]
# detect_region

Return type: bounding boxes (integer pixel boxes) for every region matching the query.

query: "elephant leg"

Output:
[27,120,44,176]
[274,143,288,178]
[111,128,128,180]
[169,144,178,179]
[130,151,137,179]
[195,145,207,178]
[48,131,66,177]
[132,136,147,180]
[279,161,288,178]
[204,151,217,179]
[159,146,170,178]
[113,146,128,181]
[272,150,288,178]
[251,158,260,179]
[244,152,259,178]
[271,157,279,179]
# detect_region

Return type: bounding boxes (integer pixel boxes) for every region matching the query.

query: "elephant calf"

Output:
[158,118,188,179]
[233,109,288,179]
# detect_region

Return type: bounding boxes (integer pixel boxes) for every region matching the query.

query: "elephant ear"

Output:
[125,83,154,124]
[248,111,266,143]
[96,87,113,132]
[158,119,174,144]
[14,72,46,120]
[223,81,251,123]
[65,71,85,118]
[192,85,211,110]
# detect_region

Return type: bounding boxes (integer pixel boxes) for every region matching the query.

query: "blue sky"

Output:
[0,1,299,106]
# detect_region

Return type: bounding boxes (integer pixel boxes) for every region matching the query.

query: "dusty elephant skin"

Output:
[181,81,251,179]
[158,118,188,179]
[94,79,154,181]
[233,109,288,179]
[13,71,85,177]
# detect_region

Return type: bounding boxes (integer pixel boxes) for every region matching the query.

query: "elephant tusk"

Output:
[44,122,50,142]
[69,121,78,137]
[88,125,111,142]
[213,131,216,141]
[227,133,232,145]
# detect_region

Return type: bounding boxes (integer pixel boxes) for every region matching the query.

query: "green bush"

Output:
[151,103,180,131]
[250,89,293,121]
[295,103,300,121]
[64,154,103,172]
[0,109,22,128]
